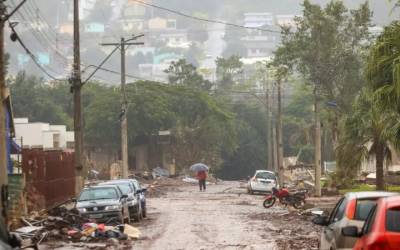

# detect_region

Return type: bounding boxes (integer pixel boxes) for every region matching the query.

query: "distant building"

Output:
[241,27,281,58]
[148,17,177,30]
[369,26,384,39]
[14,118,74,150]
[275,15,298,28]
[244,13,274,28]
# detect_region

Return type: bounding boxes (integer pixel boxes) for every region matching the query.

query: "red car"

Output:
[342,196,400,250]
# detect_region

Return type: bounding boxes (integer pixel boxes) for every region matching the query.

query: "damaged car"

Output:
[75,185,130,224]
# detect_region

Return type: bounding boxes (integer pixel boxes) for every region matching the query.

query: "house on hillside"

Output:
[244,13,274,28]
[242,13,280,58]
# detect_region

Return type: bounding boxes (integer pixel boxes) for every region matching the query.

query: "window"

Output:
[329,198,347,224]
[363,205,377,235]
[386,208,400,232]
[255,172,276,180]
[355,199,377,221]
[78,188,118,201]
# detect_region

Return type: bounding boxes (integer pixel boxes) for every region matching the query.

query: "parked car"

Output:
[117,179,147,218]
[75,185,130,223]
[247,170,278,194]
[129,179,147,218]
[342,196,400,250]
[100,180,142,222]
[313,191,397,250]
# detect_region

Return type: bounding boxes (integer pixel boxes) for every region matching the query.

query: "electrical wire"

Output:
[131,0,281,33]
[8,23,65,81]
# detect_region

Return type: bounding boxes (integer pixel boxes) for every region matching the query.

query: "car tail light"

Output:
[346,199,356,219]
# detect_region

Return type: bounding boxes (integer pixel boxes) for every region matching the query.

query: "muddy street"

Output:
[134,181,319,250]
[39,180,323,250]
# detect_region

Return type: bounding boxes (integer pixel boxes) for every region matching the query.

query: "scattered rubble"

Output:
[10,201,141,249]
[249,210,321,250]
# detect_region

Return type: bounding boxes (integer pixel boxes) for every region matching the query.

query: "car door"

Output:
[321,197,347,250]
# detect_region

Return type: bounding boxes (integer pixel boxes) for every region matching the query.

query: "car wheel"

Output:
[133,204,141,222]
[142,204,147,218]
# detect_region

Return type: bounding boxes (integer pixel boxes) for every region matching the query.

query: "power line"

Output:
[8,22,64,81]
[131,0,281,33]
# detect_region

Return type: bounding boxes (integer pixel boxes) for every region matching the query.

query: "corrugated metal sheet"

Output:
[22,149,75,209]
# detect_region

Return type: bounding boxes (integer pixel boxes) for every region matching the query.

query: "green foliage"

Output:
[9,72,72,127]
[336,88,397,189]
[165,59,212,91]
[218,102,267,179]
[274,0,371,114]
[216,56,244,89]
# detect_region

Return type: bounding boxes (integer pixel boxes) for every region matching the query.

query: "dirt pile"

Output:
[249,210,320,250]
[144,176,189,198]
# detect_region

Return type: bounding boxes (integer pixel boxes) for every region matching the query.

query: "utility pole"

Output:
[314,87,322,197]
[1,0,27,236]
[0,0,8,231]
[101,35,144,178]
[73,0,84,194]
[266,83,273,171]
[120,37,128,178]
[276,77,284,187]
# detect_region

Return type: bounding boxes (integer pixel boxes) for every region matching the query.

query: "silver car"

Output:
[247,170,277,194]
[313,191,397,250]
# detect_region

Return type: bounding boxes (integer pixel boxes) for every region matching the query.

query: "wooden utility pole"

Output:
[120,37,129,178]
[0,0,8,230]
[101,35,144,178]
[314,87,322,196]
[73,0,84,193]
[266,83,273,171]
[276,77,284,187]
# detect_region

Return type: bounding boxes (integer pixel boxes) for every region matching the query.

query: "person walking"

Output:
[197,170,207,191]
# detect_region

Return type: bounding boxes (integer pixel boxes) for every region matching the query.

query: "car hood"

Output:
[76,199,120,208]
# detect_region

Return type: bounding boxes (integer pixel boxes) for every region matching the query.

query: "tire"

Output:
[118,212,125,224]
[142,205,147,218]
[263,197,276,208]
[133,204,142,222]
[293,200,305,209]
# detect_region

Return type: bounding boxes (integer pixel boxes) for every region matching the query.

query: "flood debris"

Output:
[249,209,320,250]
[11,201,141,249]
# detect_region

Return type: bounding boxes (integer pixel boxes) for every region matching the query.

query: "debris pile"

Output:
[11,203,141,248]
[249,210,320,250]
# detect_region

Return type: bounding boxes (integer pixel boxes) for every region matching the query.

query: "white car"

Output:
[247,170,278,194]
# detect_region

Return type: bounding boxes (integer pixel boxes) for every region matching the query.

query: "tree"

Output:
[274,0,371,144]
[9,72,72,126]
[216,55,244,89]
[165,59,212,91]
[337,89,397,190]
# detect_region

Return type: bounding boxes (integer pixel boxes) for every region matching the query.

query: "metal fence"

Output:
[22,148,75,209]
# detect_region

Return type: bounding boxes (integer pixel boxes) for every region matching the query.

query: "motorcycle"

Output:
[263,187,308,209]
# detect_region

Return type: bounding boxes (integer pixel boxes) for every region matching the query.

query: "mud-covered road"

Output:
[42,181,327,250]
[134,181,320,250]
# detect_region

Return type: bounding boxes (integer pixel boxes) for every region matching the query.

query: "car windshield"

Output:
[256,172,275,180]
[107,183,132,195]
[355,199,377,221]
[78,187,118,201]
[386,208,400,232]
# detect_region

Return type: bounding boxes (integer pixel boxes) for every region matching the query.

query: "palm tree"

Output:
[337,89,396,190]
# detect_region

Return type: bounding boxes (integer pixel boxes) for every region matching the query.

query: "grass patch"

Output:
[339,184,400,194]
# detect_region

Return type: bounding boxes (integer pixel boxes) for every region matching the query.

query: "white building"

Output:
[244,13,274,28]
[14,118,74,149]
